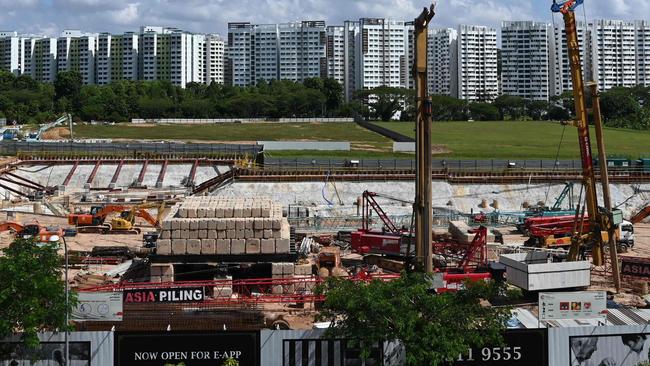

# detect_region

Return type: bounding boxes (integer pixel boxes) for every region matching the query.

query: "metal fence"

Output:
[264,158,585,171]
[0,141,262,156]
[131,118,354,124]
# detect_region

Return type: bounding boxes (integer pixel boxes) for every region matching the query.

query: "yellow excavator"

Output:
[110,202,166,234]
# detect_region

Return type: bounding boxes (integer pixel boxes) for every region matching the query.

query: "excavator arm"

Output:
[0,222,25,233]
[631,206,650,224]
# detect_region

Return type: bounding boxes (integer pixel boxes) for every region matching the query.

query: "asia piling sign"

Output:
[123,287,205,304]
[538,291,607,321]
[620,256,650,279]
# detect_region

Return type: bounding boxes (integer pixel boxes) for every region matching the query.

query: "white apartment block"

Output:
[227,22,254,86]
[501,21,551,100]
[456,25,498,101]
[637,21,650,86]
[590,20,637,90]
[325,26,346,86]
[551,21,591,96]
[96,32,139,85]
[205,34,225,84]
[139,26,204,88]
[427,28,457,96]
[0,32,22,75]
[354,18,409,90]
[28,38,58,83]
[57,30,97,84]
[227,21,326,86]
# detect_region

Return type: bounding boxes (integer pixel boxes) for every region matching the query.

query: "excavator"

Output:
[68,202,165,234]
[0,221,63,243]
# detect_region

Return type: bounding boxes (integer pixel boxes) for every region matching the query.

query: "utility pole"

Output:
[413,3,435,273]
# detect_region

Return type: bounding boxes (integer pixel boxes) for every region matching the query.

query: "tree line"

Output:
[1,70,649,130]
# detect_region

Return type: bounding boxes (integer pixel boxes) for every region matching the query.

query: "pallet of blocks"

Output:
[156,197,292,256]
[448,220,495,244]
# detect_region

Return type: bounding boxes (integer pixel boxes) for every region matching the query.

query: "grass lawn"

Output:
[375,121,650,159]
[73,122,392,153]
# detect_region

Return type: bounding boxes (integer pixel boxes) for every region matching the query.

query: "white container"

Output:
[499,252,590,291]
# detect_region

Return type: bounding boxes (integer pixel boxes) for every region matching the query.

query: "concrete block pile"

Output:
[156,197,292,256]
[150,264,174,283]
[448,221,495,244]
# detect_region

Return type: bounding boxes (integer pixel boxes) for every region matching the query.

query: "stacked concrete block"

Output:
[448,221,495,244]
[150,264,174,283]
[157,197,292,256]
[271,262,296,294]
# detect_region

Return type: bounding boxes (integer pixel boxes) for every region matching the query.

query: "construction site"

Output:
[1,1,650,365]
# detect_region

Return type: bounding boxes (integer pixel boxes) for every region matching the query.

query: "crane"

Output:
[552,0,623,289]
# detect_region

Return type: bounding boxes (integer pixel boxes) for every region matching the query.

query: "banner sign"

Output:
[569,333,650,366]
[539,291,606,321]
[115,332,258,366]
[73,292,123,321]
[123,287,205,304]
[621,257,650,279]
[452,329,547,366]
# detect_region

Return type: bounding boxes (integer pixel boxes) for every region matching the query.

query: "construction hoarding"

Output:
[115,332,258,366]
[0,332,113,366]
[539,291,607,321]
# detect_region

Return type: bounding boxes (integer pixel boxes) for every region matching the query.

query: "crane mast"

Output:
[552,0,622,291]
[413,3,435,273]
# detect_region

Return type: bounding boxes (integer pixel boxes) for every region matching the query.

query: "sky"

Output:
[1,0,649,37]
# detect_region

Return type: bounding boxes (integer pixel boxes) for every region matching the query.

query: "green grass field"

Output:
[72,121,650,159]
[375,121,650,159]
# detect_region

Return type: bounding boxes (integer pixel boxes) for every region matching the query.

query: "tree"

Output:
[493,95,526,120]
[318,273,511,366]
[54,71,82,102]
[0,239,76,348]
[430,95,467,121]
[355,86,414,121]
[526,100,549,120]
[468,102,499,121]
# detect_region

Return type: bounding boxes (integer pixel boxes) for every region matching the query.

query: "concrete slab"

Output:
[114,163,143,188]
[141,163,162,187]
[92,164,118,188]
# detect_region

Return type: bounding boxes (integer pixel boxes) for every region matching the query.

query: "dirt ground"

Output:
[0,212,150,252]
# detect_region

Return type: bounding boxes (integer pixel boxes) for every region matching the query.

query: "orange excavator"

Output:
[68,202,165,234]
[0,221,63,243]
[631,206,650,224]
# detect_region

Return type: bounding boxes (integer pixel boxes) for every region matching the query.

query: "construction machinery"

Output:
[552,0,623,289]
[350,191,412,256]
[68,202,165,234]
[110,202,165,234]
[0,221,63,243]
[316,247,346,278]
[350,190,490,275]
[630,206,650,224]
[25,114,72,142]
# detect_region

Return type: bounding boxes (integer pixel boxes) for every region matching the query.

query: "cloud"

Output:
[2,0,647,37]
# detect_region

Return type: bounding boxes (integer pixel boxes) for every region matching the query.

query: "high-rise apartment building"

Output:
[325,26,346,86]
[501,21,551,100]
[637,20,650,86]
[590,20,637,90]
[427,28,457,96]
[57,30,97,85]
[96,32,139,85]
[550,21,591,96]
[227,21,326,86]
[205,34,225,84]
[0,32,22,75]
[354,18,409,90]
[139,26,205,88]
[456,25,498,101]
